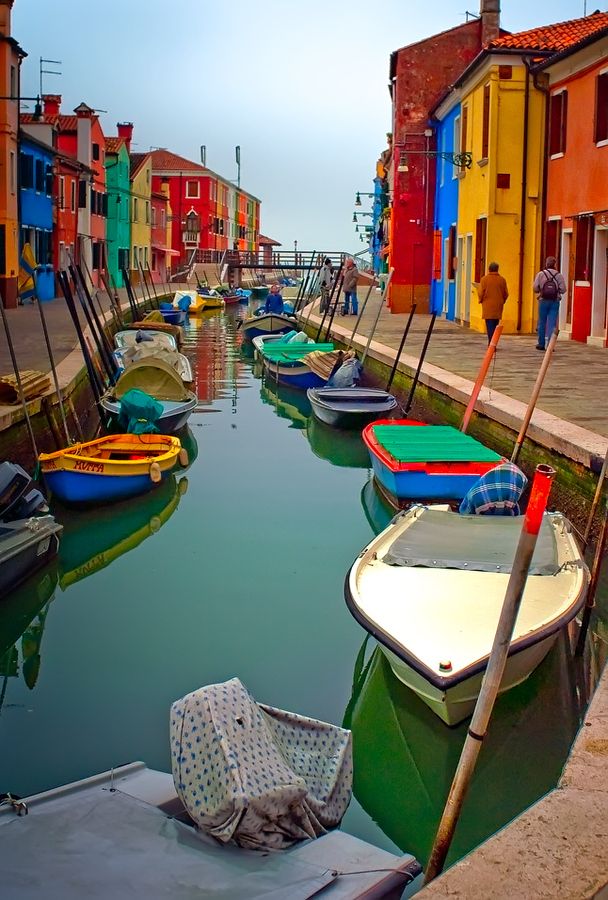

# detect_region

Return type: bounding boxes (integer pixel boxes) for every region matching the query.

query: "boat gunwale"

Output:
[39,435,182,468]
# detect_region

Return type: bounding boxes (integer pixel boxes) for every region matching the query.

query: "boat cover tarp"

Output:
[300,350,356,381]
[171,678,352,851]
[372,425,502,463]
[0,787,336,899]
[113,358,191,401]
[384,507,560,575]
[115,330,176,350]
[118,389,163,434]
[261,343,334,362]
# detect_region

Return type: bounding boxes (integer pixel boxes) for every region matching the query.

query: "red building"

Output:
[150,186,177,284]
[150,149,260,264]
[387,1,501,312]
[259,234,281,265]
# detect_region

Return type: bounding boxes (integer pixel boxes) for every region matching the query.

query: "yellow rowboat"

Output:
[39,434,186,505]
[172,290,224,314]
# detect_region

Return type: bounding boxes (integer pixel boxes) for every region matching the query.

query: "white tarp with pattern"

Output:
[171,678,353,851]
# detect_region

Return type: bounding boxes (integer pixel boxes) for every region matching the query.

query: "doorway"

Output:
[464,234,473,324]
[455,235,463,320]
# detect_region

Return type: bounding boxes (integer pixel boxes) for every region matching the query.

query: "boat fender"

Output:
[149,515,162,534]
[179,448,189,467]
[149,462,162,483]
[178,477,189,496]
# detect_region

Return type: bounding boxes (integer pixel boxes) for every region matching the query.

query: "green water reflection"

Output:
[0,304,605,869]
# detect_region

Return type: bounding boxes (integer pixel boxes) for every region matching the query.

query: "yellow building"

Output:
[453,43,547,334]
[129,151,152,280]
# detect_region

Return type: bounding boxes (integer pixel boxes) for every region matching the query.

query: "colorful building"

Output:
[534,16,608,345]
[0,0,25,307]
[150,183,175,284]
[150,149,260,263]
[104,135,131,288]
[386,0,499,313]
[18,132,54,299]
[429,104,461,320]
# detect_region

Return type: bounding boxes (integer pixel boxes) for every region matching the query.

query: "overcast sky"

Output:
[15,0,595,254]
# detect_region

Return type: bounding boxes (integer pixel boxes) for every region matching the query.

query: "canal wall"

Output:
[416,663,608,898]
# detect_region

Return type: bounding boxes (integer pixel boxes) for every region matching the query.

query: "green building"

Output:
[104,136,131,288]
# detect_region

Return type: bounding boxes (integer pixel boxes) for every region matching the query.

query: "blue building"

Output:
[19,133,55,301]
[430,102,461,321]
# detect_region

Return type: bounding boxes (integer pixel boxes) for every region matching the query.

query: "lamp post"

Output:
[355,191,374,207]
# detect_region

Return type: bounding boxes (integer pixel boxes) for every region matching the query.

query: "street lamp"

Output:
[397,148,472,171]
[355,191,374,207]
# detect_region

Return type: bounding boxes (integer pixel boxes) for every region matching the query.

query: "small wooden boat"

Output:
[363,419,503,503]
[113,343,193,385]
[240,313,297,342]
[173,290,224,314]
[39,434,184,504]
[114,330,177,352]
[0,515,62,596]
[159,304,187,325]
[260,342,336,390]
[307,387,398,430]
[197,292,224,311]
[128,317,183,347]
[345,505,588,725]
[101,358,198,433]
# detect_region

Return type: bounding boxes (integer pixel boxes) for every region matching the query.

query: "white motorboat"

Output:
[345,506,588,726]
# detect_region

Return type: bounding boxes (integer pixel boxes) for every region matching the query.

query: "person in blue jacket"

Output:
[264,283,284,314]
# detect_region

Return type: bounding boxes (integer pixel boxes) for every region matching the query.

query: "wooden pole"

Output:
[121,267,140,320]
[69,265,115,384]
[582,445,608,551]
[0,297,40,460]
[510,327,559,464]
[424,465,555,884]
[74,264,116,365]
[315,274,344,342]
[403,312,436,414]
[386,302,417,392]
[576,489,608,656]
[146,262,160,306]
[32,272,71,445]
[346,278,377,352]
[361,268,394,365]
[460,324,503,434]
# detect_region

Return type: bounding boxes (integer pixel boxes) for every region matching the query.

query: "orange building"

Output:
[536,18,608,345]
[0,0,25,307]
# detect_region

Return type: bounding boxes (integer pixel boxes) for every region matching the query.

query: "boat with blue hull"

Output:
[241,313,297,342]
[159,305,187,325]
[363,419,503,504]
[260,342,343,391]
[101,358,197,434]
[39,434,183,505]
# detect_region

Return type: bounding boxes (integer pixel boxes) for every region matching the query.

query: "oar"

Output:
[314,266,343,340]
[424,465,555,884]
[385,302,417,392]
[460,324,503,434]
[0,296,40,461]
[510,327,559,462]
[402,312,436,414]
[361,268,394,366]
[316,273,344,343]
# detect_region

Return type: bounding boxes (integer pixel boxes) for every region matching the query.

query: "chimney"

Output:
[117,122,134,153]
[0,0,14,39]
[480,0,500,46]
[43,94,61,117]
[74,101,94,118]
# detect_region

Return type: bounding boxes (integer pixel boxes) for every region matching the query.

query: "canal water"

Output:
[1,303,606,869]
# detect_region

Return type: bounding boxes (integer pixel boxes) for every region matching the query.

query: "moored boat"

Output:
[260,342,336,390]
[363,419,503,502]
[127,316,183,347]
[345,505,589,725]
[307,387,398,429]
[39,434,184,504]
[0,516,62,596]
[101,358,197,433]
[240,312,297,342]
[159,304,187,325]
[114,329,177,352]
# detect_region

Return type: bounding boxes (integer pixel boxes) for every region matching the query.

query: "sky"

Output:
[14,0,600,254]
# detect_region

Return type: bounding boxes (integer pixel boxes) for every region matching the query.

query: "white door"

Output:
[464,234,473,323]
[456,236,464,320]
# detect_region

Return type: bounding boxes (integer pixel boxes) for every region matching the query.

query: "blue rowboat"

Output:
[159,306,187,326]
[260,341,336,391]
[362,419,504,504]
[263,359,326,390]
[240,313,297,342]
[39,434,184,505]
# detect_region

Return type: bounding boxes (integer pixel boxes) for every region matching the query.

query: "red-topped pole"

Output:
[460,324,502,434]
[424,464,556,884]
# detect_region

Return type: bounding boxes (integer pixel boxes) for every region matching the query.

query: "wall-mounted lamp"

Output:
[352,213,357,223]
[397,152,409,173]
[397,149,472,171]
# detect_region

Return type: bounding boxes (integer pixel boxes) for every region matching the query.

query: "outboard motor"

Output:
[12,486,48,519]
[0,462,47,521]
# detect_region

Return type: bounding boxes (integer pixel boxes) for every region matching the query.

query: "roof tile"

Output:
[150,148,206,173]
[490,10,608,52]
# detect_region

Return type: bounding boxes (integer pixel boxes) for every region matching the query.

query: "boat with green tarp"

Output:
[260,342,336,390]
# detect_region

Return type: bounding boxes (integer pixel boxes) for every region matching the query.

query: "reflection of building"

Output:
[150,149,260,263]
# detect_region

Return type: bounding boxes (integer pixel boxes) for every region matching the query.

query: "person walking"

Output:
[477,262,508,343]
[342,259,359,315]
[532,256,566,350]
[319,257,334,313]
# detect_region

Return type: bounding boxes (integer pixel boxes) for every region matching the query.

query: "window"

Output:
[10,65,16,99]
[448,224,457,280]
[144,246,148,268]
[594,72,608,144]
[92,143,100,161]
[78,179,87,208]
[118,248,130,271]
[71,179,77,212]
[186,180,200,198]
[59,175,65,209]
[160,209,166,228]
[544,219,562,266]
[35,158,45,192]
[10,152,15,194]
[151,206,156,227]
[133,198,138,222]
[92,241,102,271]
[102,193,108,217]
[460,105,468,170]
[20,152,34,189]
[133,246,139,267]
[575,216,594,281]
[433,230,442,281]
[452,115,461,179]
[0,225,5,276]
[549,91,567,156]
[145,201,150,224]
[481,83,490,160]
[474,217,487,282]
[45,164,53,196]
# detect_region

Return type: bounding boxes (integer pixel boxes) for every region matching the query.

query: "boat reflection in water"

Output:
[344,637,584,869]
[57,474,188,589]
[0,561,59,708]
[360,477,394,536]
[306,415,370,469]
[259,380,310,431]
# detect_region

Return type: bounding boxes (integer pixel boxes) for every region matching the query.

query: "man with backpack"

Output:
[532,256,566,350]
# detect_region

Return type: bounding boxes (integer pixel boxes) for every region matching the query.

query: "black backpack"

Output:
[540,270,559,300]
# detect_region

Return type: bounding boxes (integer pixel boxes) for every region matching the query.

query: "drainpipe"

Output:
[532,66,551,267]
[517,58,531,332]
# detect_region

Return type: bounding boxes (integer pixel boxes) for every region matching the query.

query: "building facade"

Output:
[150,184,175,284]
[430,103,461,321]
[18,132,54,299]
[104,135,130,288]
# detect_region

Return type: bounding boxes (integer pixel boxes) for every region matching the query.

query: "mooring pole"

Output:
[321,274,345,343]
[146,262,160,306]
[0,298,40,460]
[576,488,608,656]
[32,272,71,444]
[403,312,436,414]
[582,444,608,552]
[424,465,555,884]
[460,324,503,434]
[361,268,394,366]
[510,327,559,463]
[386,302,417,392]
[313,265,343,339]
[69,265,116,384]
[121,267,140,320]
[58,271,106,422]
[346,278,377,351]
